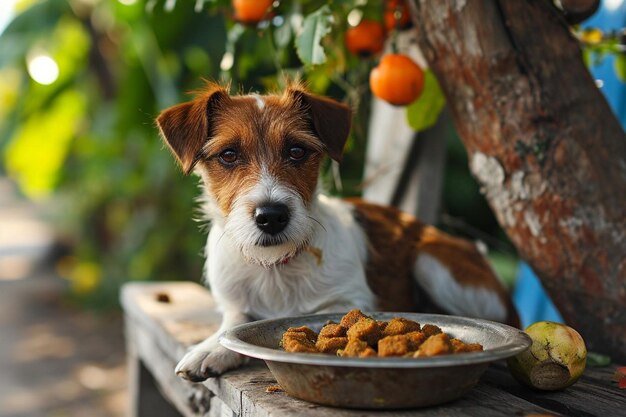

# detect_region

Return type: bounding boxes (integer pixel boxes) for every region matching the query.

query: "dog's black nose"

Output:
[254,204,289,235]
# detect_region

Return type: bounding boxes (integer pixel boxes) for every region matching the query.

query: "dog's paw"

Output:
[175,344,245,382]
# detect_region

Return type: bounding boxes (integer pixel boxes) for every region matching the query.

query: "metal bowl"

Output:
[220,312,530,409]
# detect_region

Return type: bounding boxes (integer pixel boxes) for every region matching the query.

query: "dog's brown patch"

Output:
[156,83,229,174]
[350,199,519,326]
[158,84,351,218]
[417,226,520,326]
[195,93,325,216]
[348,199,424,312]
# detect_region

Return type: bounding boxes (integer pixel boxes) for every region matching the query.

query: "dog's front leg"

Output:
[175,310,250,382]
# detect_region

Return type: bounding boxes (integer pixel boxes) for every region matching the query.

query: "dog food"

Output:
[280,309,483,358]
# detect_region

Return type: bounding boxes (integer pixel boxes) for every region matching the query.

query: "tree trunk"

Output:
[410,0,626,361]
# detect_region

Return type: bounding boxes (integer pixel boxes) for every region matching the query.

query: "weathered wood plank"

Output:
[121,282,626,417]
[484,362,626,417]
[122,282,220,417]
[206,362,564,417]
[121,281,221,356]
[126,315,213,416]
[209,396,236,417]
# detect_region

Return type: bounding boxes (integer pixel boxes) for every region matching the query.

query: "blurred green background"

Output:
[0,0,516,309]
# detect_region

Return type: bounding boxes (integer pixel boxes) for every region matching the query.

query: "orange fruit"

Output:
[384,0,412,32]
[345,20,386,58]
[369,54,424,106]
[232,0,273,24]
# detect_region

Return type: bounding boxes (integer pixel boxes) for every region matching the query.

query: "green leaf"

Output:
[406,70,446,132]
[5,89,86,199]
[582,47,592,68]
[614,54,626,82]
[274,16,292,49]
[587,352,611,367]
[295,5,334,66]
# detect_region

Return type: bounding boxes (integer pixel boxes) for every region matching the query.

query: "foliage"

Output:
[406,70,445,132]
[296,5,333,66]
[577,27,626,80]
[0,0,388,308]
[6,0,593,308]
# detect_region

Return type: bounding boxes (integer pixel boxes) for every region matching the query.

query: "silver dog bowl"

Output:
[220,312,530,409]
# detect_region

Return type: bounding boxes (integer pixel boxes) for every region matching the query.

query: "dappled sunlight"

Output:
[0,255,33,280]
[76,363,127,391]
[5,89,87,199]
[14,323,77,362]
[27,54,59,85]
[1,364,125,416]
[0,278,127,417]
[0,216,54,250]
[0,185,55,279]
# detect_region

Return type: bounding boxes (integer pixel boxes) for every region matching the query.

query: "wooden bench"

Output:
[121,282,625,417]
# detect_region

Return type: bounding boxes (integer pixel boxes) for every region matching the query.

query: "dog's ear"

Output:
[286,87,352,162]
[156,85,229,174]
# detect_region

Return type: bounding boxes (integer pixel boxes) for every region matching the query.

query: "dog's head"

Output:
[156,83,352,266]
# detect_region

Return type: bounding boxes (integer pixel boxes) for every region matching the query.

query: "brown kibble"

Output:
[285,326,317,341]
[360,347,377,357]
[280,311,482,358]
[281,327,318,353]
[382,317,421,337]
[316,336,349,354]
[319,323,347,338]
[451,338,484,353]
[414,333,452,357]
[377,320,388,332]
[378,334,411,357]
[266,384,284,393]
[317,323,349,353]
[339,339,376,357]
[406,331,427,350]
[378,331,427,357]
[421,324,442,337]
[346,318,382,346]
[339,309,370,328]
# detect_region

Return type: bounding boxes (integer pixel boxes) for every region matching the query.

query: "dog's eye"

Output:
[219,149,238,165]
[288,146,306,161]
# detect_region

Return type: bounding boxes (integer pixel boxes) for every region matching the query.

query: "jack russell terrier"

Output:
[156,82,519,382]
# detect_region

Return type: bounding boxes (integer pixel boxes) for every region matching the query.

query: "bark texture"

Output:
[410,0,626,360]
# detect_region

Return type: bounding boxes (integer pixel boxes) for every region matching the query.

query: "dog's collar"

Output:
[277,246,323,266]
[277,250,301,266]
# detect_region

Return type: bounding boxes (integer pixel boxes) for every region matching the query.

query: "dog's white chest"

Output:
[204,196,375,319]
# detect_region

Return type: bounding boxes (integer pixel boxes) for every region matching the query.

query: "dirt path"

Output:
[0,179,127,417]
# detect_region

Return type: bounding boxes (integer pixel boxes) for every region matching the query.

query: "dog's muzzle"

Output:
[254,203,290,236]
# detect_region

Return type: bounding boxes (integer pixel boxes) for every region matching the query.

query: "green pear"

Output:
[507,321,587,390]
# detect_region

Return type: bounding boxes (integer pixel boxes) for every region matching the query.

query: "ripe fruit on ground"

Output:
[384,0,412,32]
[232,0,273,24]
[369,54,424,106]
[345,20,385,58]
[507,321,587,391]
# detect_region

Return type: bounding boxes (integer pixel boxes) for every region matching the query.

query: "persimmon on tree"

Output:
[384,0,412,31]
[370,54,424,105]
[232,0,273,24]
[409,0,626,361]
[344,19,385,57]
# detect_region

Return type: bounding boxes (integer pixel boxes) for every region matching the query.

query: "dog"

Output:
[156,82,519,382]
